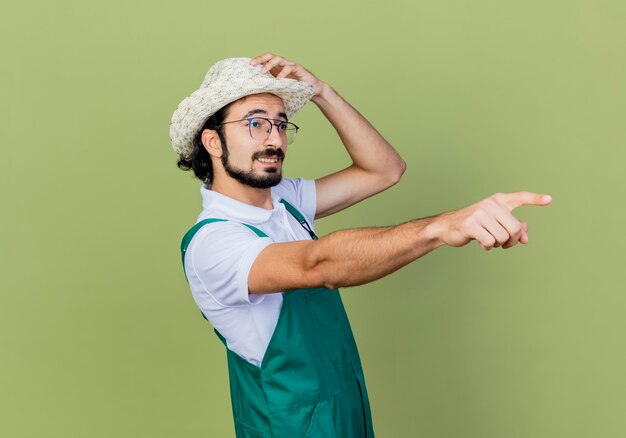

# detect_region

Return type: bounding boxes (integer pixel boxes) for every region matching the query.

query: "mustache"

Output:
[253,149,284,160]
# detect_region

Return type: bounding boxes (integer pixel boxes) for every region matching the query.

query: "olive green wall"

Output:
[2,0,625,436]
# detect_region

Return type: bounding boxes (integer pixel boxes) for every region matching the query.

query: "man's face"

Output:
[218,93,288,189]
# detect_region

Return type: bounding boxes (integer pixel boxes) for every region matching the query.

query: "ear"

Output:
[201,129,223,158]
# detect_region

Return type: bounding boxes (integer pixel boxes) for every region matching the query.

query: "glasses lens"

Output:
[284,123,298,144]
[248,118,298,144]
[248,118,272,141]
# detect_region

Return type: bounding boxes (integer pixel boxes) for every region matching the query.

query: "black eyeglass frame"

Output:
[216,117,300,144]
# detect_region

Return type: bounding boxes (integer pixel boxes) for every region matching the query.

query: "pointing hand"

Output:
[434,192,553,250]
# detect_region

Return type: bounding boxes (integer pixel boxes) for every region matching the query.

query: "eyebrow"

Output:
[242,108,288,121]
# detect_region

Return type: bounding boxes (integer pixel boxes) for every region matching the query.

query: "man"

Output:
[170,53,552,437]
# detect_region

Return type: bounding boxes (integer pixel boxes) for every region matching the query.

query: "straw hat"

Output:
[170,57,315,159]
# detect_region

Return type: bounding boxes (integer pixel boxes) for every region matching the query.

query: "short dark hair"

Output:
[176,104,231,184]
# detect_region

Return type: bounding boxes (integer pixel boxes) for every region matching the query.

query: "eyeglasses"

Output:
[218,117,300,144]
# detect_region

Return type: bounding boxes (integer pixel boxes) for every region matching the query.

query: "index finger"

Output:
[249,53,275,66]
[495,191,553,210]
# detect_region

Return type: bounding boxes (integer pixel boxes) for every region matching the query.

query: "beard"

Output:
[221,141,285,189]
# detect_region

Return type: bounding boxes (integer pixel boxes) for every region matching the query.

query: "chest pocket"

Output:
[304,288,347,364]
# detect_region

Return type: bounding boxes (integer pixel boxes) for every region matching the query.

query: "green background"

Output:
[2,0,625,436]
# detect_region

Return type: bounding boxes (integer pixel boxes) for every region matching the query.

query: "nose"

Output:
[264,123,285,148]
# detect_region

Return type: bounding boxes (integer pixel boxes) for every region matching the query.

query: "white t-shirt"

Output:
[183,177,317,366]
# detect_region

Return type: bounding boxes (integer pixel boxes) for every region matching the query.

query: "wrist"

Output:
[422,214,449,249]
[311,82,334,104]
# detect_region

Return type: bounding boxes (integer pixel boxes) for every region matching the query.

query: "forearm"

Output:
[312,83,406,179]
[308,215,446,290]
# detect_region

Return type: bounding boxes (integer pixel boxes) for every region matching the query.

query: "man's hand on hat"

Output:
[428,192,553,250]
[250,53,325,96]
